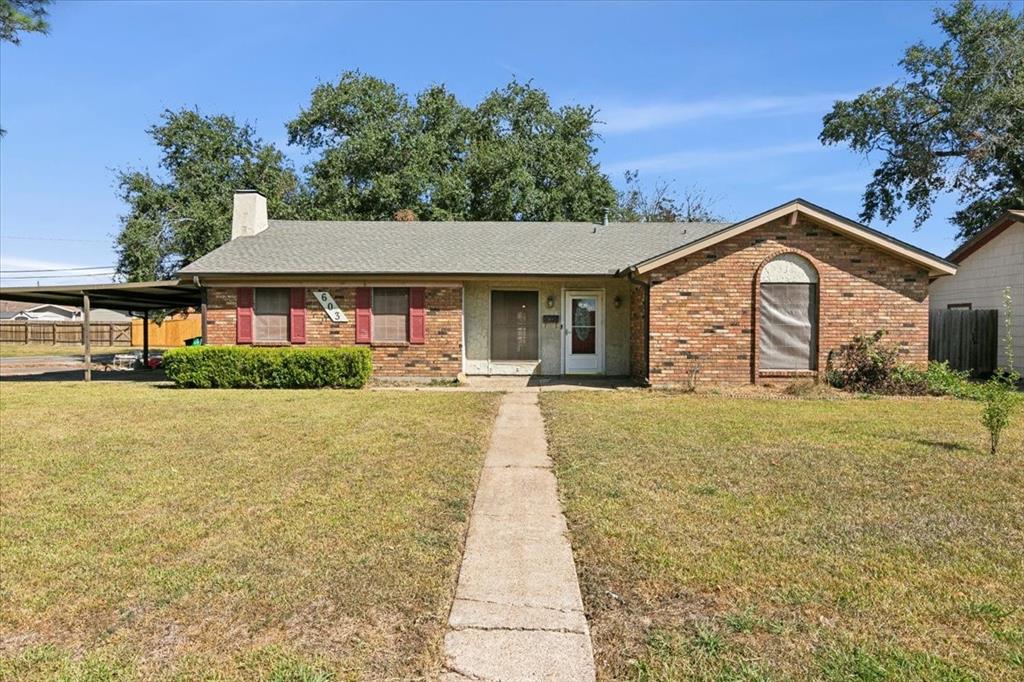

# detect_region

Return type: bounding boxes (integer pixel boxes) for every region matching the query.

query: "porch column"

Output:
[82,293,91,382]
[201,288,208,344]
[142,310,150,366]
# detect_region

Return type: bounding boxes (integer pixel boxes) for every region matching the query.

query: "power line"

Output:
[0,235,110,243]
[0,265,114,274]
[0,270,116,278]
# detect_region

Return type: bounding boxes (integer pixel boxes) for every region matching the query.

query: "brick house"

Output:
[179,191,956,387]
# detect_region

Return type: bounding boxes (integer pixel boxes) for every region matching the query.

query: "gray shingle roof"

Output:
[179,219,730,276]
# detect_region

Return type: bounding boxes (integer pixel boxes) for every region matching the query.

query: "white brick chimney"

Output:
[231,189,268,240]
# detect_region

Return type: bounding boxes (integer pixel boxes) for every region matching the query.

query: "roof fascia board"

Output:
[947,212,1022,263]
[633,201,957,276]
[185,273,624,283]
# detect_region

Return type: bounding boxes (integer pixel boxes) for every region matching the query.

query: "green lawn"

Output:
[0,382,500,680]
[541,392,1024,681]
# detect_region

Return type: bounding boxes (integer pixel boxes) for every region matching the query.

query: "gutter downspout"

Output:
[624,267,651,387]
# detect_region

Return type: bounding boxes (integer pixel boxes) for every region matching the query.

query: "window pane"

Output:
[254,288,289,342]
[490,291,538,360]
[372,288,408,343]
[760,283,817,370]
[570,298,597,355]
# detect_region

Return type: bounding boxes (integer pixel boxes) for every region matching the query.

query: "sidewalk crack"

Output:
[454,595,583,615]
[450,624,586,635]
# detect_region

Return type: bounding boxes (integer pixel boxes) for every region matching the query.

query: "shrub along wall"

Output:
[163,346,372,389]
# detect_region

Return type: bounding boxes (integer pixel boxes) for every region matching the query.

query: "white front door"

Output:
[563,291,604,374]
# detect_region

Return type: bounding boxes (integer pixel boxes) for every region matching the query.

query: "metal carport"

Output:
[0,280,202,380]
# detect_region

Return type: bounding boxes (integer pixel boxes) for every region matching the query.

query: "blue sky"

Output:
[0,0,971,286]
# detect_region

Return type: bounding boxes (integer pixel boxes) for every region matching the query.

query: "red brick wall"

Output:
[206,285,462,378]
[641,216,929,387]
[629,283,647,383]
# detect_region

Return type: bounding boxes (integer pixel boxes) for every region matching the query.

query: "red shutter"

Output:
[409,287,426,344]
[355,287,372,344]
[289,288,306,344]
[236,287,253,344]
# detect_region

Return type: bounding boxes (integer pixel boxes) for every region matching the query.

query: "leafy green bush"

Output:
[922,361,981,399]
[827,330,927,395]
[827,333,984,397]
[163,346,372,389]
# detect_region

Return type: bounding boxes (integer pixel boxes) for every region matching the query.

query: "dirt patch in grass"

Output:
[0,382,500,680]
[0,344,93,358]
[0,344,173,359]
[541,392,1024,680]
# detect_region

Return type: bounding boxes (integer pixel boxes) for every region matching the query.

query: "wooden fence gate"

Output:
[0,321,132,346]
[928,309,998,375]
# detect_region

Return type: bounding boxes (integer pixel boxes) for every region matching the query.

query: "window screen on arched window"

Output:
[759,254,818,370]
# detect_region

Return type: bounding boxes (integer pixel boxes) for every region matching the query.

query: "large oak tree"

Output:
[287,72,616,222]
[820,0,1024,242]
[114,109,300,281]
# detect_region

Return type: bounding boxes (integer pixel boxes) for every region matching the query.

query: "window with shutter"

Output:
[372,288,409,343]
[253,288,290,343]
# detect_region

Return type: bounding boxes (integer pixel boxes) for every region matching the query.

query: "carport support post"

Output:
[142,310,149,366]
[82,293,91,382]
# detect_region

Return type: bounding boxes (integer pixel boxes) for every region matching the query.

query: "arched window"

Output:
[759,254,818,370]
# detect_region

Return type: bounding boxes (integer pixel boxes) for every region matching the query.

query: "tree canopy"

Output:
[612,170,721,223]
[820,0,1024,242]
[114,109,300,281]
[0,0,49,45]
[287,71,616,222]
[114,74,712,280]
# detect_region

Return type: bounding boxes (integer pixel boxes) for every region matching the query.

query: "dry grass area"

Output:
[0,344,171,359]
[0,344,93,358]
[0,382,500,680]
[542,392,1024,681]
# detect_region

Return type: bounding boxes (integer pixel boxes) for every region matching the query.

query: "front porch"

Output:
[462,277,633,377]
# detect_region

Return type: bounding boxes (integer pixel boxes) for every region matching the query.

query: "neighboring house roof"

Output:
[0,302,132,322]
[79,308,133,322]
[11,304,79,320]
[946,210,1024,264]
[0,300,33,314]
[179,198,956,278]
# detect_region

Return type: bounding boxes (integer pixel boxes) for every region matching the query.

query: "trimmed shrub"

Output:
[163,346,372,389]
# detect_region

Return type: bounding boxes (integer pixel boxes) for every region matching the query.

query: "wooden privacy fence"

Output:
[0,321,132,346]
[131,315,202,347]
[929,308,998,375]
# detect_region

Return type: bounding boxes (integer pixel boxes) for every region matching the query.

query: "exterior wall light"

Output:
[546,295,555,308]
[613,295,623,308]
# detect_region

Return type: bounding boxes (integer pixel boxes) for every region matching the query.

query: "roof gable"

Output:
[947,210,1024,264]
[631,199,957,276]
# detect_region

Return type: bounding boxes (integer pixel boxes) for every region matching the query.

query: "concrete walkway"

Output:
[443,391,596,681]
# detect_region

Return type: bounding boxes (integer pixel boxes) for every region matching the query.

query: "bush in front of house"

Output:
[163,346,373,389]
[826,330,924,394]
[826,330,980,397]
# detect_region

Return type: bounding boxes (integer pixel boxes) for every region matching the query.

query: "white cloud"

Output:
[604,141,824,175]
[598,93,847,134]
